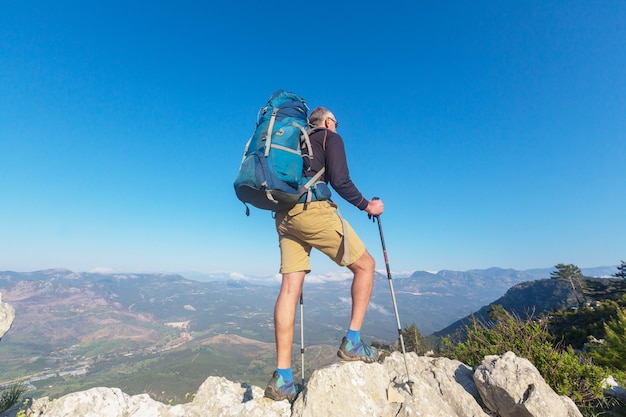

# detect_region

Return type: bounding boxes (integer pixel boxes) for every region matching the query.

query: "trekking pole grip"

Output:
[369,196,381,222]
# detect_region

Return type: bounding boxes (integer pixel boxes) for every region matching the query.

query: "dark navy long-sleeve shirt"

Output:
[303,128,369,210]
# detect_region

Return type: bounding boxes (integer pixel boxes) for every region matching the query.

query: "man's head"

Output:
[309,107,339,133]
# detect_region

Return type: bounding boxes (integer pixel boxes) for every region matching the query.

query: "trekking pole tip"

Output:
[407,380,414,395]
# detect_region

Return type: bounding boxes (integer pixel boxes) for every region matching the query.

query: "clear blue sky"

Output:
[2,1,625,279]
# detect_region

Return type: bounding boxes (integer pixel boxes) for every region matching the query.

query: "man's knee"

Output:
[279,271,305,296]
[349,250,375,274]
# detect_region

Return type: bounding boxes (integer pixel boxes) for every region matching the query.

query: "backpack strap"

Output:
[264,107,280,157]
[301,167,326,205]
[296,124,313,162]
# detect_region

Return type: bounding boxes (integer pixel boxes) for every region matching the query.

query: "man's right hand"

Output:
[365,199,384,217]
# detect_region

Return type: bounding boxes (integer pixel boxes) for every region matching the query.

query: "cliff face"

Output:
[0,294,15,341]
[3,352,582,417]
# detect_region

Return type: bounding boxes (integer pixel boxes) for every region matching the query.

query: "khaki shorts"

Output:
[275,201,366,274]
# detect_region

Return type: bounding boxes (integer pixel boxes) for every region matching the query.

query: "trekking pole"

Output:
[299,292,305,387]
[371,197,414,395]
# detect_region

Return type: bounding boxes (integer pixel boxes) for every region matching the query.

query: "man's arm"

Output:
[325,133,370,211]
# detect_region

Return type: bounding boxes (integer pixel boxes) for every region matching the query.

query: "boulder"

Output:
[603,375,626,403]
[473,351,582,417]
[182,376,291,417]
[28,387,179,417]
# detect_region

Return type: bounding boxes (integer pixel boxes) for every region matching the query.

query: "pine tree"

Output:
[550,264,586,306]
[612,260,626,279]
[401,322,424,354]
[550,263,583,280]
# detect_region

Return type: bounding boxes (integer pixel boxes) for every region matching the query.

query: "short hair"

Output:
[308,107,332,128]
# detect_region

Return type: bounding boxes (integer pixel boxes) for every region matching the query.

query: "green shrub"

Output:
[442,305,608,406]
[589,307,626,371]
[548,299,623,349]
[0,382,27,413]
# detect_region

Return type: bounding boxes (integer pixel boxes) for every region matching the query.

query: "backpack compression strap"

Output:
[296,124,313,160]
[264,107,280,157]
[301,167,326,205]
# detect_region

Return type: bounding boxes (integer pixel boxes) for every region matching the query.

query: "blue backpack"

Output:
[234,90,325,215]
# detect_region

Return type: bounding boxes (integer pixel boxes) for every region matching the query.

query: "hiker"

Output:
[264,106,385,402]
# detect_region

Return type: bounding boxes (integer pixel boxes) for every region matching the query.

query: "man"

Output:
[264,106,385,402]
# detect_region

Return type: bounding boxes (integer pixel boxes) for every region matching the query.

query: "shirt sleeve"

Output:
[324,133,369,210]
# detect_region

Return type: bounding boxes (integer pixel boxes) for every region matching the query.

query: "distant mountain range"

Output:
[0,265,617,339]
[178,265,618,285]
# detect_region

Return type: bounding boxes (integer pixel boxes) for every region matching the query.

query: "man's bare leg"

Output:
[265,271,306,401]
[336,250,379,362]
[274,271,306,369]
[347,250,375,331]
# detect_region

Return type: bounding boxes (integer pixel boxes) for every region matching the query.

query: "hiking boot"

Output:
[264,371,299,402]
[337,336,379,363]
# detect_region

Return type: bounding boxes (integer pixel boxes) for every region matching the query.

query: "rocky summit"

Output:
[2,351,582,417]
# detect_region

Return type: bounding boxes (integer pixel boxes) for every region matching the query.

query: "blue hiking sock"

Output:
[276,367,293,384]
[347,329,361,345]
